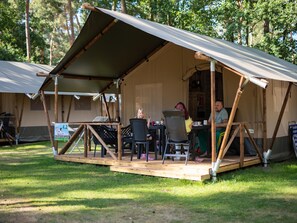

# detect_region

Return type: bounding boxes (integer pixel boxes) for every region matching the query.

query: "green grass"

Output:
[1,142,297,223]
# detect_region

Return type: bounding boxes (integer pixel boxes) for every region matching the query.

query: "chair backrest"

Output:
[163,110,188,142]
[92,125,117,146]
[129,118,148,142]
[0,113,10,131]
[92,116,108,122]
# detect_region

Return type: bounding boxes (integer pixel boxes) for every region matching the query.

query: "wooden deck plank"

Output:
[54,152,261,181]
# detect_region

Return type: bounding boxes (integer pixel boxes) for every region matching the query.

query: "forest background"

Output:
[0,0,296,66]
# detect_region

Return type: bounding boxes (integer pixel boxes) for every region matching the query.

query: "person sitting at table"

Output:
[174,102,193,133]
[201,100,228,157]
[135,108,153,160]
[136,108,151,128]
[174,102,193,160]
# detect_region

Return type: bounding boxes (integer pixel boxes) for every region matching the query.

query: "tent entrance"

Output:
[188,70,223,121]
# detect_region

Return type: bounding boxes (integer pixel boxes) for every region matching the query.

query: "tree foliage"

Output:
[0,0,296,65]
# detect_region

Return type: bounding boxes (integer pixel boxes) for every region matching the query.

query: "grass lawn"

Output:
[0,141,297,223]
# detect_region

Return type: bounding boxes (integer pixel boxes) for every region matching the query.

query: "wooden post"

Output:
[102,93,111,121]
[217,76,246,160]
[210,60,216,165]
[244,124,263,162]
[14,94,24,144]
[54,76,59,153]
[239,123,244,167]
[66,96,73,122]
[84,125,88,157]
[41,90,54,148]
[61,95,64,122]
[117,123,122,160]
[263,88,267,152]
[115,79,121,122]
[88,129,91,151]
[270,82,292,150]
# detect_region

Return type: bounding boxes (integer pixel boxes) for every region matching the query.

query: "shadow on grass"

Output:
[1,142,297,222]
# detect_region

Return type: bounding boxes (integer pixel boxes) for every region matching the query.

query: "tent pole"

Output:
[41,90,54,150]
[14,94,24,144]
[66,96,73,122]
[61,95,64,122]
[115,79,121,122]
[262,88,267,152]
[54,76,59,155]
[212,76,248,178]
[210,60,217,169]
[264,82,292,165]
[102,93,111,122]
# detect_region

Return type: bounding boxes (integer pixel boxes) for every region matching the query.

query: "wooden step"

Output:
[110,165,211,181]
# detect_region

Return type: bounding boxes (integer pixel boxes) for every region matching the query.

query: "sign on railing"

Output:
[54,123,69,142]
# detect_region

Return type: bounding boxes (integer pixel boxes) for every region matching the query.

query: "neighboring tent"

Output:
[0,61,51,93]
[0,61,103,143]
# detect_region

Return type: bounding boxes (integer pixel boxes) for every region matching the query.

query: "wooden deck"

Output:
[55,151,262,181]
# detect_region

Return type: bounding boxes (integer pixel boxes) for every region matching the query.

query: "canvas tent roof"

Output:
[42,7,297,93]
[0,60,52,94]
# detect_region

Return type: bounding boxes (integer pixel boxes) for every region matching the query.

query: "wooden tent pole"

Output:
[212,76,247,177]
[263,88,267,152]
[41,90,54,150]
[210,60,217,167]
[115,79,121,122]
[102,93,111,122]
[66,96,73,122]
[218,76,245,159]
[61,95,65,122]
[54,76,59,154]
[14,94,24,144]
[269,82,292,151]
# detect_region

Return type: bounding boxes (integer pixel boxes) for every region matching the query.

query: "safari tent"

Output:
[0,60,109,143]
[40,5,297,179]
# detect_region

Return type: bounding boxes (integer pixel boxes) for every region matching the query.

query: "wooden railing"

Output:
[58,122,122,160]
[219,122,263,166]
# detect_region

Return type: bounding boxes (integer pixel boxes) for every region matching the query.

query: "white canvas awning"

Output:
[42,7,297,93]
[98,8,297,83]
[0,61,52,94]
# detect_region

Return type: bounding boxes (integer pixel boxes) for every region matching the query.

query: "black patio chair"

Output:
[92,125,118,157]
[130,118,157,162]
[162,110,191,165]
[92,124,133,157]
[0,113,14,146]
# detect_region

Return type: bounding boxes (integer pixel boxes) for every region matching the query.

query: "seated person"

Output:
[135,108,153,160]
[205,100,228,155]
[174,102,193,160]
[174,102,193,133]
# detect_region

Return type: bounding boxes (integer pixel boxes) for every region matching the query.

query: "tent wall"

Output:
[122,43,189,125]
[121,43,297,160]
[0,93,111,142]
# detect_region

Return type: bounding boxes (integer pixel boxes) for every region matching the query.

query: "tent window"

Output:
[30,96,50,111]
[135,83,162,120]
[74,97,91,110]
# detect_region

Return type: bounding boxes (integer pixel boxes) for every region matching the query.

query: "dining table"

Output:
[149,124,166,156]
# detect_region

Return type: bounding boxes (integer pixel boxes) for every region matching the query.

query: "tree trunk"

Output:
[49,34,54,66]
[112,0,117,11]
[25,0,31,63]
[75,14,81,32]
[68,0,75,45]
[264,18,269,34]
[121,0,127,13]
